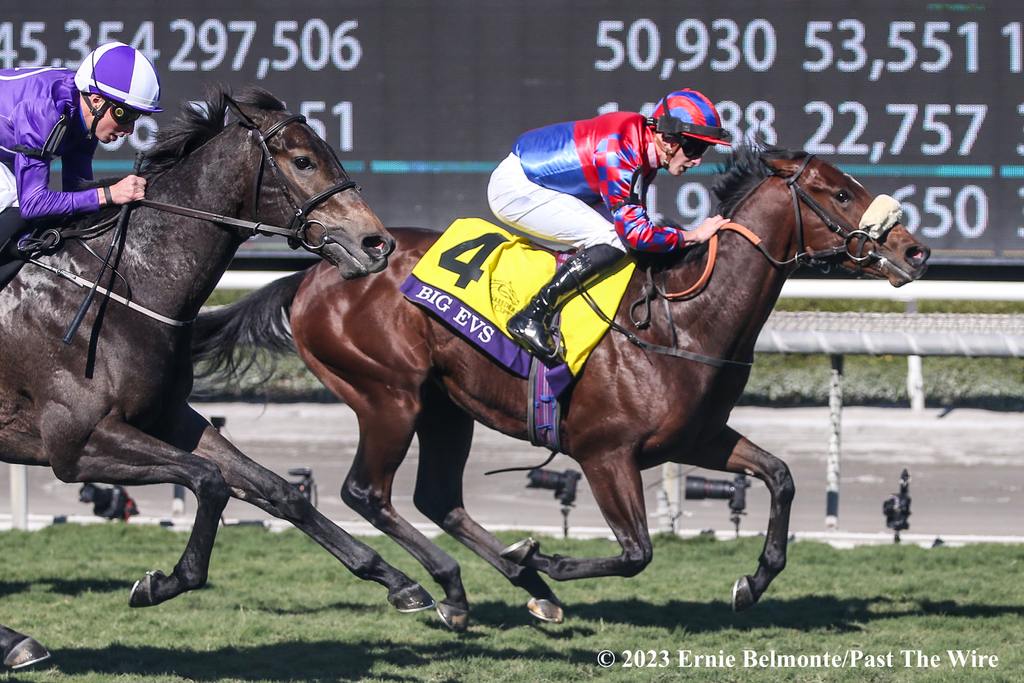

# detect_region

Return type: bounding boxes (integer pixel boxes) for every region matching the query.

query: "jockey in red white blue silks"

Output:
[488,88,733,363]
[0,42,161,256]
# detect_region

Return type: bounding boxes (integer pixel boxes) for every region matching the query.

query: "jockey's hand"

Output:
[685,214,731,244]
[107,174,147,205]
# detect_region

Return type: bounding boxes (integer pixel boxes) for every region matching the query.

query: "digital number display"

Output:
[4,2,1021,263]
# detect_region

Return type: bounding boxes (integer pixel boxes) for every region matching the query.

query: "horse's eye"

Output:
[293,156,314,170]
[835,189,851,204]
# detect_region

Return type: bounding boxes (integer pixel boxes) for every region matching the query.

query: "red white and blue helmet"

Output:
[74,42,161,113]
[650,89,731,146]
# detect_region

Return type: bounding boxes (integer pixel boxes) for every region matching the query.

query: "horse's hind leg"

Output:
[413,387,563,624]
[690,426,795,612]
[166,405,433,614]
[44,413,230,607]
[1,626,49,670]
[504,451,654,580]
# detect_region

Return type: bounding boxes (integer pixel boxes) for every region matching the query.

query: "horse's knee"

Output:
[194,465,230,506]
[414,489,455,527]
[412,487,438,521]
[621,543,653,577]
[341,475,386,516]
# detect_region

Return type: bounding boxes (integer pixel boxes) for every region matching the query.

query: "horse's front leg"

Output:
[502,452,653,580]
[167,405,433,613]
[44,412,230,607]
[1,626,49,670]
[690,426,795,611]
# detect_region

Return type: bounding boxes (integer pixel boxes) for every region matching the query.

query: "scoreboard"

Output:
[4,1,1023,263]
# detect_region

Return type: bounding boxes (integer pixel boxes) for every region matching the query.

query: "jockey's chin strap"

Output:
[82,96,112,141]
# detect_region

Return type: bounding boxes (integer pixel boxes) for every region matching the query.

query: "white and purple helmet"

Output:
[74,42,161,113]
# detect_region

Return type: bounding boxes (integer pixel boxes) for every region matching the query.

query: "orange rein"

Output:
[662,222,761,300]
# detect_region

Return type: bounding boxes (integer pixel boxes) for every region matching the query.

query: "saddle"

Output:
[401,218,635,388]
[0,224,65,290]
[0,209,119,291]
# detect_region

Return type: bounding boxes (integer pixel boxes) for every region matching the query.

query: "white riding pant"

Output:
[487,153,626,253]
[0,163,19,212]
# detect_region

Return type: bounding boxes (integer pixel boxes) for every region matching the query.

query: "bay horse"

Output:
[0,87,433,670]
[191,146,930,631]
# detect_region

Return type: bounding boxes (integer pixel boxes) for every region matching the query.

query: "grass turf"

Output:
[2,525,1021,682]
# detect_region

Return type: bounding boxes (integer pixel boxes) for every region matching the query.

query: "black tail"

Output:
[191,269,308,387]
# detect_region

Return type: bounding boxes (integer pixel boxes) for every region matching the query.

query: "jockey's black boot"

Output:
[507,243,622,363]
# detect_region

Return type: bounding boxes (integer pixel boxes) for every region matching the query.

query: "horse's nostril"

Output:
[362,235,394,259]
[906,246,929,267]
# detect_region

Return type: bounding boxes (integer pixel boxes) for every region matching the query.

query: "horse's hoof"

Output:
[436,601,470,632]
[527,597,564,623]
[732,575,757,612]
[500,537,539,565]
[388,584,435,613]
[129,570,167,608]
[4,636,51,670]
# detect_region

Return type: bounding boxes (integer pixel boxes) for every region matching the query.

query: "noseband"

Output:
[782,154,890,268]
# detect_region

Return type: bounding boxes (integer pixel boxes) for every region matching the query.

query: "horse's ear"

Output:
[227,98,265,128]
[762,155,807,179]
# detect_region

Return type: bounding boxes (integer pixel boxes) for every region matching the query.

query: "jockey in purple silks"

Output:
[488,88,733,363]
[0,42,161,256]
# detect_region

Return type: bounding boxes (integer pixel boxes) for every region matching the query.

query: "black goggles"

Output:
[109,101,143,125]
[678,136,711,159]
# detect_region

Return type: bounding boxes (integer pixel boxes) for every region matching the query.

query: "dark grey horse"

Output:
[0,87,431,670]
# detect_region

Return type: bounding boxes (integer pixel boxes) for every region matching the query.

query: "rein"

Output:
[602,154,888,369]
[135,99,359,250]
[32,98,361,332]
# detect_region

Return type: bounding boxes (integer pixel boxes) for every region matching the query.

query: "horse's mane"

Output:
[144,85,286,175]
[58,86,286,232]
[637,143,806,271]
[712,143,806,217]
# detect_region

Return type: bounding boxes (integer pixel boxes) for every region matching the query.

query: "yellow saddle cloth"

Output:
[400,218,634,381]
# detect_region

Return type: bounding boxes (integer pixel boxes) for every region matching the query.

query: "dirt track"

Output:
[3,402,1020,540]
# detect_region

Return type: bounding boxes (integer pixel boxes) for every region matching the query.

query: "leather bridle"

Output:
[781,154,892,268]
[608,153,905,367]
[232,99,359,251]
[135,97,359,252]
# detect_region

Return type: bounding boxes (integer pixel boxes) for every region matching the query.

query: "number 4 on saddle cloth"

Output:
[400,218,634,448]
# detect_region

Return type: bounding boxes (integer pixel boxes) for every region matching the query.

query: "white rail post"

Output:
[825,354,843,530]
[905,300,925,411]
[172,484,187,517]
[10,464,28,530]
[657,463,681,533]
